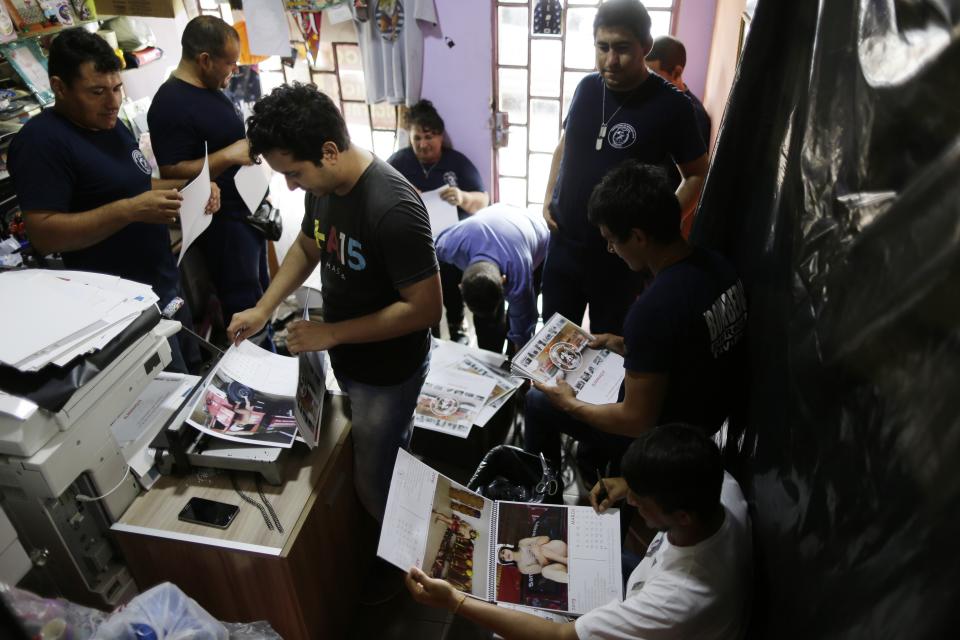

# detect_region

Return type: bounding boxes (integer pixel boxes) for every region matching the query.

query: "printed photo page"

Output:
[186,341,302,448]
[492,501,622,616]
[449,355,523,427]
[379,449,495,601]
[511,313,624,405]
[414,369,497,439]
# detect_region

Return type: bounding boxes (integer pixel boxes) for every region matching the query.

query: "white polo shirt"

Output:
[574,473,752,640]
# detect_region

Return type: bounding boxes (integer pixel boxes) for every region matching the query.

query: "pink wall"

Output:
[675,0,719,100]
[420,0,494,193]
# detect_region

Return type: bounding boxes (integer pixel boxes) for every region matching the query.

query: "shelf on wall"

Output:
[13,19,100,40]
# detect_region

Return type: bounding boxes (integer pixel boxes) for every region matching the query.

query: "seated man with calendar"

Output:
[523,162,748,485]
[405,423,753,639]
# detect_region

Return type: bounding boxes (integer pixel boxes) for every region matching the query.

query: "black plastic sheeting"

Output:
[693,0,960,637]
[0,306,160,413]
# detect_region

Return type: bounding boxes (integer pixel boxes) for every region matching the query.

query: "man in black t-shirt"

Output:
[540,0,708,338]
[8,28,219,372]
[228,84,441,522]
[524,162,747,478]
[148,16,270,340]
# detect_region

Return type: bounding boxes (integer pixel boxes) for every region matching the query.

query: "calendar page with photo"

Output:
[511,313,625,405]
[379,450,622,615]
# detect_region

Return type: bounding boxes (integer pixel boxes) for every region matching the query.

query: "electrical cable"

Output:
[76,465,132,503]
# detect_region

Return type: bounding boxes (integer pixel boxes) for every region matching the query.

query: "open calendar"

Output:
[378,450,623,616]
[185,340,328,449]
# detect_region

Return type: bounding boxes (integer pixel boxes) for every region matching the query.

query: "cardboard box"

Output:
[93,0,186,19]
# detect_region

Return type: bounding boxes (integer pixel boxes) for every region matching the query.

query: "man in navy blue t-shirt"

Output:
[647,35,712,236]
[525,162,747,479]
[8,28,219,372]
[388,99,488,342]
[540,0,708,338]
[148,16,270,339]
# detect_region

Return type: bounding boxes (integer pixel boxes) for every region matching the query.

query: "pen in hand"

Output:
[596,468,609,508]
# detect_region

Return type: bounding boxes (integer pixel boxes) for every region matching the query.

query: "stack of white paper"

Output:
[0,269,159,371]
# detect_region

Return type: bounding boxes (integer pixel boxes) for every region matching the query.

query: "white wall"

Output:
[675,0,719,100]
[119,15,186,101]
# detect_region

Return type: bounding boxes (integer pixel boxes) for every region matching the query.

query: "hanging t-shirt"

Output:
[575,472,752,640]
[386,146,484,219]
[355,0,438,105]
[622,247,747,434]
[299,157,438,385]
[147,77,248,220]
[8,110,179,305]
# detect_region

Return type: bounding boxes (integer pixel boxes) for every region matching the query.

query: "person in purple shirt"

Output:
[435,204,550,354]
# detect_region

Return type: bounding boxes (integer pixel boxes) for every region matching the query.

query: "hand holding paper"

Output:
[420,187,459,238]
[177,146,212,266]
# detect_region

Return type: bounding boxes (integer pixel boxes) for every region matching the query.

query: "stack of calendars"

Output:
[413,340,523,440]
[510,313,624,405]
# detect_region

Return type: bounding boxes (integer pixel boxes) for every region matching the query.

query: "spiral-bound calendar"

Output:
[378,449,623,616]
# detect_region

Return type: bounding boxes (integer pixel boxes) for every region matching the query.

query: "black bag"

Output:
[246,201,283,241]
[467,445,563,504]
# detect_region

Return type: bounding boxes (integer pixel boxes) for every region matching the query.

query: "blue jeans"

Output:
[523,387,634,475]
[540,234,641,335]
[336,357,429,523]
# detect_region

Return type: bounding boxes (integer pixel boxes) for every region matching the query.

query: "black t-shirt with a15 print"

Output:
[300,157,438,386]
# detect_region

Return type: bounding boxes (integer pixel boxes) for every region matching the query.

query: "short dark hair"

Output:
[587,161,680,244]
[647,35,686,71]
[182,15,239,60]
[48,28,121,87]
[621,423,723,519]
[594,0,652,49]
[404,99,445,134]
[247,83,351,165]
[461,261,503,317]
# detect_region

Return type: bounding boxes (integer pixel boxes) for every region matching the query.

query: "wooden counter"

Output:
[112,395,376,639]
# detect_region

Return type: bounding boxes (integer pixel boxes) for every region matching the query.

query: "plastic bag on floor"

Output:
[223,621,283,639]
[468,445,562,504]
[93,583,227,640]
[1,583,107,640]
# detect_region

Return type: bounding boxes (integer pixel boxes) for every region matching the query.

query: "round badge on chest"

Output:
[132,149,152,175]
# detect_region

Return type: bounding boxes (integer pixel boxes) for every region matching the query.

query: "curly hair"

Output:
[246,83,350,165]
[48,28,121,87]
[403,99,445,134]
[587,161,680,244]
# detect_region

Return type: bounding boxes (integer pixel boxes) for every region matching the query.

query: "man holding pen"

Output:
[404,424,753,640]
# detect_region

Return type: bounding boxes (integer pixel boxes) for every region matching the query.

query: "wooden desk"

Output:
[112,395,376,639]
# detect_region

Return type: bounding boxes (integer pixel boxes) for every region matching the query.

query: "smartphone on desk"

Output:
[178,497,239,529]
